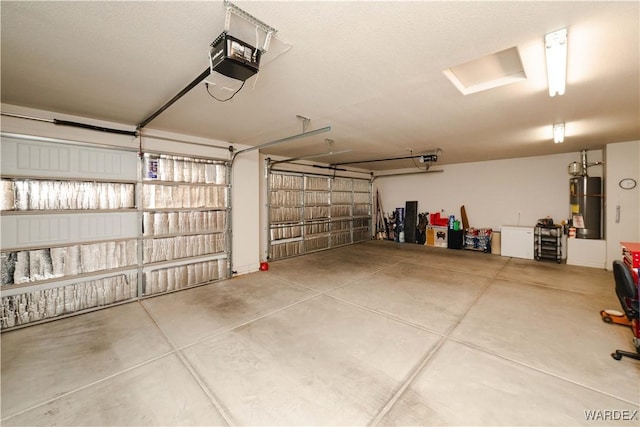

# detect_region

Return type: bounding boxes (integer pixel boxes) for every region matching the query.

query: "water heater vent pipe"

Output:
[568,149,603,176]
[581,150,588,176]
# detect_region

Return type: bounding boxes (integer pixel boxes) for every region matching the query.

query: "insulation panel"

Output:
[268,172,372,260]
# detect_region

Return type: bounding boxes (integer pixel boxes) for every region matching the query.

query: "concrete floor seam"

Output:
[139,300,236,425]
[367,259,516,426]
[499,276,613,297]
[172,348,235,426]
[323,292,447,338]
[428,256,508,339]
[497,257,613,295]
[399,257,506,280]
[0,350,175,423]
[139,300,182,349]
[260,273,321,292]
[369,334,449,426]
[444,336,640,407]
[176,292,323,353]
[435,257,639,408]
[268,257,405,294]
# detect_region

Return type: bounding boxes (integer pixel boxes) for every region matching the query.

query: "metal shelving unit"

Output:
[534,224,563,263]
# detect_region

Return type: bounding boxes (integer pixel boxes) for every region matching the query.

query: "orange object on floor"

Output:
[600,309,632,326]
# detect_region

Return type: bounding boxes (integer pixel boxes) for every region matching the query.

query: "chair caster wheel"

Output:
[611,352,622,360]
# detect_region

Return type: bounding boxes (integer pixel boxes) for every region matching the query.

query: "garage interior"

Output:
[1,1,639,426]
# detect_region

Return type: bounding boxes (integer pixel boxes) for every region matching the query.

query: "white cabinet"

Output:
[501,225,534,260]
[567,238,606,268]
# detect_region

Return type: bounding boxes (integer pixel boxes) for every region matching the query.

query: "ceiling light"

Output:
[553,123,565,143]
[545,28,568,97]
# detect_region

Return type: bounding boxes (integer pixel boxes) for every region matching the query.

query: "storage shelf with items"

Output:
[268,171,372,260]
[535,224,562,263]
[141,154,229,296]
[464,228,492,252]
[1,136,140,330]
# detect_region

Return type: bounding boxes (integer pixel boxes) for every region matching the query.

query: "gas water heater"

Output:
[568,150,603,239]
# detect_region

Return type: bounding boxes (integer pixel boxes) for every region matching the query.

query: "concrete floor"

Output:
[1,240,639,426]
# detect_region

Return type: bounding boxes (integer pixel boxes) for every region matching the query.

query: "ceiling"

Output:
[1,1,638,171]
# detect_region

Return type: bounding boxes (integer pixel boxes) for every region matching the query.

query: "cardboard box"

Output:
[427,226,448,247]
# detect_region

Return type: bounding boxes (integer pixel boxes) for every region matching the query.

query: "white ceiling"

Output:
[1,1,638,170]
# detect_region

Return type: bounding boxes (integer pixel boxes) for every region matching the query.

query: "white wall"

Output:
[605,140,640,270]
[232,150,260,274]
[1,104,262,276]
[374,151,603,231]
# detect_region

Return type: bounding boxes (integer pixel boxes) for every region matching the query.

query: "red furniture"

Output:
[610,242,640,361]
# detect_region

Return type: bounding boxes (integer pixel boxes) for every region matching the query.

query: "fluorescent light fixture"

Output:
[545,28,568,97]
[553,123,565,143]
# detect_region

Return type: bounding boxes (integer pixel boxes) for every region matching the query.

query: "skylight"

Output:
[443,46,527,95]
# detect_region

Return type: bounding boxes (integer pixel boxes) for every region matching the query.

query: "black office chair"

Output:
[611,260,640,361]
